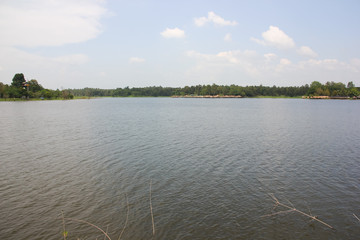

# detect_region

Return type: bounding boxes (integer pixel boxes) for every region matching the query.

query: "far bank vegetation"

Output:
[1,73,359,100]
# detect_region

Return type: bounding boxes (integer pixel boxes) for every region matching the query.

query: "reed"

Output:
[149,179,156,236]
[117,193,129,240]
[60,181,156,239]
[104,226,109,240]
[63,217,112,240]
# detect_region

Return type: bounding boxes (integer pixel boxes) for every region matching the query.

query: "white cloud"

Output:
[0,46,93,88]
[280,58,291,65]
[275,58,292,72]
[129,57,146,63]
[99,71,107,77]
[194,17,208,27]
[299,58,348,71]
[224,33,232,42]
[194,12,237,27]
[252,26,295,49]
[54,54,89,65]
[297,46,318,58]
[264,53,277,62]
[350,58,360,69]
[186,50,260,77]
[0,0,107,47]
[217,51,240,63]
[0,0,109,88]
[186,49,360,86]
[161,27,185,38]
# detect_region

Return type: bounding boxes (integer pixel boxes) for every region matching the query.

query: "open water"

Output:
[0,98,359,239]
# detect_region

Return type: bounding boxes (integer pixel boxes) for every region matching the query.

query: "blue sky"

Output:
[0,0,360,89]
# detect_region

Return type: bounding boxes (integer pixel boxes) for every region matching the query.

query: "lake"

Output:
[0,98,359,239]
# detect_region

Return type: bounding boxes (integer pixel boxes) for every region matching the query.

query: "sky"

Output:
[0,0,360,89]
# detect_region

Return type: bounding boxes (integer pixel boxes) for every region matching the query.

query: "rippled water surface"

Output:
[0,98,359,239]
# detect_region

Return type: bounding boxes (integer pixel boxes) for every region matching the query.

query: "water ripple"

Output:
[0,98,359,239]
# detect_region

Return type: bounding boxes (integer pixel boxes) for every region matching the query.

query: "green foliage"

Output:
[308,81,322,95]
[28,79,44,92]
[306,81,359,97]
[0,74,74,100]
[0,82,6,98]
[348,87,360,97]
[347,81,355,88]
[2,73,359,100]
[61,90,74,99]
[7,85,24,98]
[11,73,25,88]
[79,84,309,98]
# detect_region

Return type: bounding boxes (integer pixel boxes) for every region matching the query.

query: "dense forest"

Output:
[1,73,359,99]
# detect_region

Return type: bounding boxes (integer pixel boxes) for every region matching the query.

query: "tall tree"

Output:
[347,81,355,88]
[11,73,26,88]
[0,82,6,98]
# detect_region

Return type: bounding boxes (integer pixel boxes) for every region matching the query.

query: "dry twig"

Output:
[354,213,360,222]
[263,193,334,229]
[150,179,155,236]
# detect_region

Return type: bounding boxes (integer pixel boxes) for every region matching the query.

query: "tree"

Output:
[0,82,5,98]
[28,79,44,92]
[347,87,360,97]
[200,85,211,95]
[308,81,323,95]
[347,81,355,88]
[9,73,27,98]
[11,73,26,88]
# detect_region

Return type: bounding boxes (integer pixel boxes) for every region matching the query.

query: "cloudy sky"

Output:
[1,0,360,89]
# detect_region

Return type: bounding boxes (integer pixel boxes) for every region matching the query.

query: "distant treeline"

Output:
[70,85,309,97]
[1,73,359,99]
[69,81,360,98]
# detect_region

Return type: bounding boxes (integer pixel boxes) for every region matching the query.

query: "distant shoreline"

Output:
[2,95,360,101]
[303,96,360,100]
[172,95,243,98]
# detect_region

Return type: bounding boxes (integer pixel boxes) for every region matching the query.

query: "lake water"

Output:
[0,98,359,239]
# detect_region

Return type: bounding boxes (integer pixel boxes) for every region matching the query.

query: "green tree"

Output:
[308,81,323,95]
[11,73,26,88]
[347,87,360,97]
[6,86,22,98]
[200,85,211,95]
[28,79,44,92]
[9,73,27,98]
[347,81,355,88]
[0,82,5,98]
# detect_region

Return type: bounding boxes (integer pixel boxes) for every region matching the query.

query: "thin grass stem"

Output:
[118,193,130,240]
[64,217,112,240]
[150,180,155,236]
